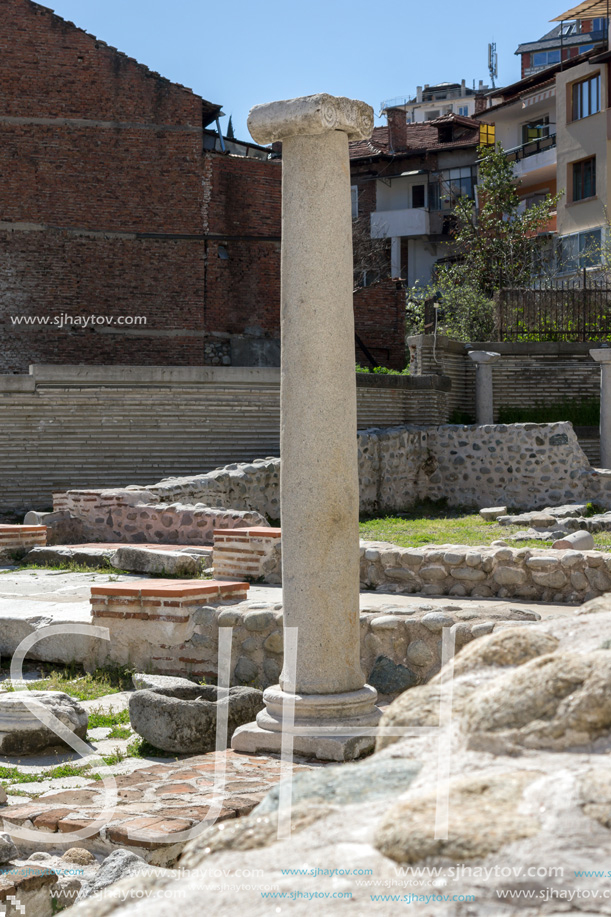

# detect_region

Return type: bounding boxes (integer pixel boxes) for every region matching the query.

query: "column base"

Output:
[231,684,383,762]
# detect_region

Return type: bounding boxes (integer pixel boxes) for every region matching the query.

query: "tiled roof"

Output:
[349,117,480,161]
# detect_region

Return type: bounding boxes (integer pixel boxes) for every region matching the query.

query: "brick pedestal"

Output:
[213,527,282,580]
[0,524,47,554]
[89,579,250,675]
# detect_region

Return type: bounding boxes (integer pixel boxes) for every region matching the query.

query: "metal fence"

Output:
[496,274,611,342]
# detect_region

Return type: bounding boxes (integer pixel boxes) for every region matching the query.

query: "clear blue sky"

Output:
[45,0,565,138]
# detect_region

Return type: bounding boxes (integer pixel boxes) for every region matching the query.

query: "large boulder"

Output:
[78,850,168,900]
[0,832,17,864]
[464,650,611,753]
[128,684,264,754]
[0,691,88,755]
[374,770,542,863]
[111,546,210,576]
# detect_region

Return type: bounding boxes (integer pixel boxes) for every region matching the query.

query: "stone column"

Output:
[232,94,381,761]
[469,350,501,425]
[390,236,401,278]
[590,348,611,468]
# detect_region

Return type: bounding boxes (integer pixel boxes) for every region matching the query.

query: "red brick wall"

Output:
[0,231,206,371]
[204,155,281,337]
[521,53,531,78]
[1,0,201,125]
[0,0,210,372]
[0,0,406,372]
[354,280,406,370]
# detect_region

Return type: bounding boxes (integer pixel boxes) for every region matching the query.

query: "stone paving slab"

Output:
[1,751,317,861]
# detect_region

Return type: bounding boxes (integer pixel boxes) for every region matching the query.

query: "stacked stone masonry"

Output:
[0,365,446,512]
[51,421,609,545]
[0,525,46,559]
[212,528,282,582]
[360,541,611,604]
[87,594,541,690]
[52,490,267,546]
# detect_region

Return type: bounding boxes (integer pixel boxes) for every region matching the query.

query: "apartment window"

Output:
[522,115,550,144]
[592,17,606,31]
[412,185,425,209]
[458,105,469,116]
[557,227,602,272]
[425,110,441,120]
[532,49,561,67]
[429,166,476,210]
[571,72,601,119]
[572,156,596,201]
[579,44,595,53]
[351,185,358,220]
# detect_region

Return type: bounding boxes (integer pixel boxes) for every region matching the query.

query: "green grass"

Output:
[87,709,131,730]
[126,736,179,760]
[359,501,611,551]
[3,663,136,700]
[15,560,118,575]
[0,762,99,787]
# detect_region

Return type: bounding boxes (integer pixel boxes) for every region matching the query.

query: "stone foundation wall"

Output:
[358,421,592,513]
[87,597,540,692]
[360,541,611,604]
[52,490,266,545]
[53,421,597,542]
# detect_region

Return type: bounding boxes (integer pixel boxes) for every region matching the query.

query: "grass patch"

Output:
[126,736,179,760]
[0,762,98,787]
[497,398,599,427]
[21,663,134,700]
[101,748,126,766]
[359,500,611,551]
[87,709,131,730]
[448,409,476,425]
[107,725,132,740]
[15,560,118,575]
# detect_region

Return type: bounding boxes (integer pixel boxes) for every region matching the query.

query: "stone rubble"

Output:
[57,596,611,917]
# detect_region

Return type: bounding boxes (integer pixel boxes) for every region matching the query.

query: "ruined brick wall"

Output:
[354,280,406,370]
[203,155,282,338]
[0,0,209,371]
[0,0,407,371]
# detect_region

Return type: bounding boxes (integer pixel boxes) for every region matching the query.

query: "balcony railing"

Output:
[505,133,557,164]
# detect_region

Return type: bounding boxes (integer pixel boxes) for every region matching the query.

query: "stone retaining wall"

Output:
[1,365,451,512]
[408,335,602,422]
[53,421,597,542]
[360,541,611,604]
[52,490,266,546]
[87,597,540,693]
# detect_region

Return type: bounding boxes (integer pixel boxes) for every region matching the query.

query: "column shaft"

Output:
[280,132,363,696]
[475,365,494,425]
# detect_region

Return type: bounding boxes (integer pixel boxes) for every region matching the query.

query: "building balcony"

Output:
[505,134,557,182]
[371,208,432,239]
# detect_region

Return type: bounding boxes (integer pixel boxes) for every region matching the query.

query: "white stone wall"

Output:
[361,541,611,604]
[53,421,599,544]
[53,490,266,545]
[86,597,540,692]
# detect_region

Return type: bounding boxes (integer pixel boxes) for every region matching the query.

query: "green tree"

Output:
[407,143,560,341]
[445,142,559,297]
